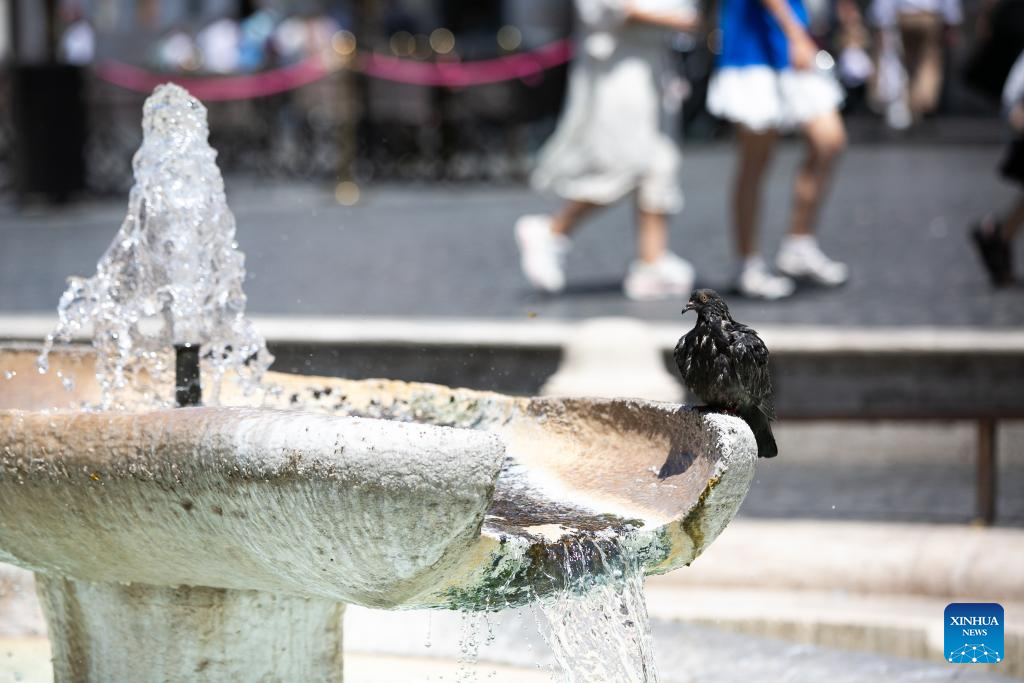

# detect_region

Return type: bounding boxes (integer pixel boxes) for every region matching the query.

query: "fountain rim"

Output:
[0,341,757,610]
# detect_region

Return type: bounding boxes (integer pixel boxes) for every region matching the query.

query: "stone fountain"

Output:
[0,85,756,682]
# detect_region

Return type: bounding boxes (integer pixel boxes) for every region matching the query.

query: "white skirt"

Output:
[707,65,844,132]
[531,44,685,215]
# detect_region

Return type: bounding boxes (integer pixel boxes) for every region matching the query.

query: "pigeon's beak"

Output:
[682,301,696,314]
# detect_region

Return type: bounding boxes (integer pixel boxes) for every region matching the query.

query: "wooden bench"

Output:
[759,327,1024,525]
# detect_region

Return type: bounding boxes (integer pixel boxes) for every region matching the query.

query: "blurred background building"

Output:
[0,0,1004,201]
[0,0,578,198]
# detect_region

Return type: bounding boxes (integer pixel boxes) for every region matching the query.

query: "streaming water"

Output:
[532,536,660,683]
[456,611,487,681]
[37,83,272,408]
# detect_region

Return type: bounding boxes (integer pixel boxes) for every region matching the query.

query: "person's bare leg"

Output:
[972,196,1022,286]
[791,109,846,237]
[623,199,693,300]
[903,14,943,120]
[551,200,602,237]
[732,126,797,298]
[899,17,925,122]
[776,109,849,286]
[516,200,604,293]
[734,126,779,258]
[1001,195,1024,240]
[636,208,669,263]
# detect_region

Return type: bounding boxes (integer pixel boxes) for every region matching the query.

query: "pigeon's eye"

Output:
[699,293,709,304]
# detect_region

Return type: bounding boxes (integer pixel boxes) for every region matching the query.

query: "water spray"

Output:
[38,83,272,409]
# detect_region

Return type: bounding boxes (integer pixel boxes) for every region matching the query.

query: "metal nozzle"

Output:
[174,344,201,407]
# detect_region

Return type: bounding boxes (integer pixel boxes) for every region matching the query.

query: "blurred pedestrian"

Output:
[197,17,242,75]
[870,26,911,128]
[835,0,874,94]
[707,0,850,299]
[964,0,1024,105]
[868,0,962,126]
[59,3,95,66]
[971,50,1024,287]
[154,28,200,72]
[515,0,700,301]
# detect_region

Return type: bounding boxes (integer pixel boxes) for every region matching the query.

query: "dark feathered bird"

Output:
[674,288,778,458]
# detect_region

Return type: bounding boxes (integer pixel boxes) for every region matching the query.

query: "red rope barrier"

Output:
[95,55,331,101]
[358,39,572,88]
[94,39,573,101]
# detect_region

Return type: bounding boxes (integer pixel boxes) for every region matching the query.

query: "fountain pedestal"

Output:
[38,577,345,681]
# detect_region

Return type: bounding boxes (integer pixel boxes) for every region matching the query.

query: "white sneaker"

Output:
[885,100,912,131]
[514,215,570,293]
[736,257,796,300]
[623,251,695,301]
[775,235,849,286]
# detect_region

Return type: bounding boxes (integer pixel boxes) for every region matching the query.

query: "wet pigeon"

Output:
[674,288,778,458]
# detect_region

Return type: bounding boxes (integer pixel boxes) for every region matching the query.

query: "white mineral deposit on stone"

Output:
[38,83,272,407]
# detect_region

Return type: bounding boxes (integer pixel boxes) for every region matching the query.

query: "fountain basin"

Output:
[0,342,755,680]
[0,82,761,680]
[1,342,756,609]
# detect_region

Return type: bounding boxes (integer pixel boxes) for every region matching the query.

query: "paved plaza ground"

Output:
[1,142,1022,327]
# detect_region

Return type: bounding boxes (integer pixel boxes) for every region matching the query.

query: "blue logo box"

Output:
[945,603,1004,664]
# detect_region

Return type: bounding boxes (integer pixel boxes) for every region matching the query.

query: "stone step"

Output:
[2,595,1018,683]
[662,519,1024,601]
[5,517,1024,678]
[4,316,1024,419]
[644,585,1024,678]
[0,637,552,683]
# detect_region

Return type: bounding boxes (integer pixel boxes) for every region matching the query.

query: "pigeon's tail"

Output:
[738,406,778,459]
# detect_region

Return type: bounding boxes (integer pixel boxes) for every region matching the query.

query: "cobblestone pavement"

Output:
[1,143,1022,327]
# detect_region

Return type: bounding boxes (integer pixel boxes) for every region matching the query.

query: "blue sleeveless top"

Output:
[717,0,810,70]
